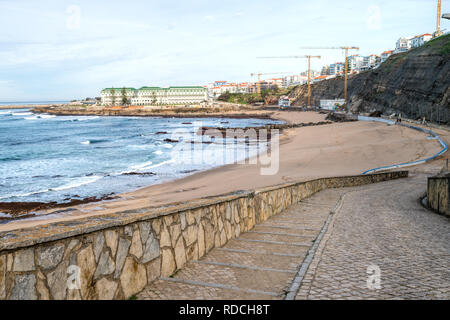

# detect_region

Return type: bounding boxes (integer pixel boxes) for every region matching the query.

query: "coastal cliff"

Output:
[290,34,450,123]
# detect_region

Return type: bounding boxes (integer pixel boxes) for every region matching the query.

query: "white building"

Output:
[101,86,208,106]
[363,55,381,69]
[380,50,393,63]
[348,55,365,72]
[395,37,413,53]
[329,62,345,75]
[267,78,284,87]
[283,75,307,88]
[411,33,432,48]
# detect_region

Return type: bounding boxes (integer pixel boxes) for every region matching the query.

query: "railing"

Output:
[358,116,448,174]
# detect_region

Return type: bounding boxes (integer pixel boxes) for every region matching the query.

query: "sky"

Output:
[0,0,448,101]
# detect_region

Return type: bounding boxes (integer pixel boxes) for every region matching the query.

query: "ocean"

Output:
[0,108,281,204]
[0,101,70,106]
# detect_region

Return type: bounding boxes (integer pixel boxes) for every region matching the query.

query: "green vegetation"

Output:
[218,92,263,104]
[381,34,450,73]
[128,294,137,300]
[423,34,450,56]
[121,87,129,105]
[218,87,291,105]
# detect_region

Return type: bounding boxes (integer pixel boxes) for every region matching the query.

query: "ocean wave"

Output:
[0,188,49,200]
[12,112,33,116]
[23,114,56,120]
[153,150,163,155]
[81,139,108,145]
[162,144,174,149]
[131,160,153,170]
[51,175,102,192]
[74,116,99,121]
[145,159,175,169]
[127,144,152,150]
[0,175,102,200]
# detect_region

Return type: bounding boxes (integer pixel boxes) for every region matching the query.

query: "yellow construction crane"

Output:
[299,46,359,109]
[250,72,293,95]
[256,56,321,106]
[435,0,444,37]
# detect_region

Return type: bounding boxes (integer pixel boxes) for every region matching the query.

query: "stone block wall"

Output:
[0,171,408,300]
[427,176,450,216]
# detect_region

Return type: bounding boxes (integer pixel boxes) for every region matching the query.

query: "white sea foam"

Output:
[153,150,163,155]
[12,112,33,116]
[24,116,39,120]
[81,140,91,145]
[51,175,102,192]
[130,160,153,171]
[162,144,174,149]
[145,159,175,169]
[0,188,50,200]
[77,116,99,121]
[0,176,102,200]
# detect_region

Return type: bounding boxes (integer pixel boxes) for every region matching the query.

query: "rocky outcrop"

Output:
[290,34,450,123]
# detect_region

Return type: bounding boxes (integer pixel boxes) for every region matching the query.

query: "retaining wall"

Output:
[427,176,450,216]
[0,171,408,300]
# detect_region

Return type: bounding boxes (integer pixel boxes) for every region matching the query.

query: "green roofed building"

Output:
[101,86,208,106]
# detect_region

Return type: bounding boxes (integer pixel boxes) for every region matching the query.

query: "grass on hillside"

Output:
[422,33,450,56]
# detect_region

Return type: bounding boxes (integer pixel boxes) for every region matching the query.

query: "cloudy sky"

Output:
[0,0,447,101]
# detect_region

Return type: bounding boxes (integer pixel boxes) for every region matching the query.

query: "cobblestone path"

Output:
[138,175,450,300]
[137,189,344,300]
[296,175,450,300]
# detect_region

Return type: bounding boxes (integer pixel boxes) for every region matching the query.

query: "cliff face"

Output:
[290,34,450,123]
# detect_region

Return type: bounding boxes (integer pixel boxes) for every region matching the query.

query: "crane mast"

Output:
[435,0,443,37]
[298,46,359,109]
[257,55,321,106]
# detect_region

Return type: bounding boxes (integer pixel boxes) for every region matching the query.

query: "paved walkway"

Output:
[296,175,450,300]
[138,175,450,300]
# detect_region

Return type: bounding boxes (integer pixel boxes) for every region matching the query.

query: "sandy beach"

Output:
[0,110,446,233]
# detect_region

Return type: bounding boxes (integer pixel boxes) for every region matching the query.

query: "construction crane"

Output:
[299,46,359,109]
[256,56,321,106]
[249,72,293,95]
[435,0,444,37]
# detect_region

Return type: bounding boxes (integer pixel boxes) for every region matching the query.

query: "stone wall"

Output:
[427,176,450,216]
[0,171,408,300]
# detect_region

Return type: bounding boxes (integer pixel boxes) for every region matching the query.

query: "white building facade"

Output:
[101,86,208,106]
[395,37,413,53]
[380,50,393,63]
[411,34,432,48]
[329,62,345,75]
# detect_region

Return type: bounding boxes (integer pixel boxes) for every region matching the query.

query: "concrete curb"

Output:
[358,116,448,174]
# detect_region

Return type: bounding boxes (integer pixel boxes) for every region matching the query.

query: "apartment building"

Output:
[101,86,208,106]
